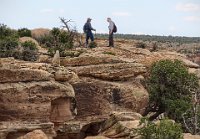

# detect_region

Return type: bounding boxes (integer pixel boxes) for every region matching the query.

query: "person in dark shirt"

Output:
[83,18,96,47]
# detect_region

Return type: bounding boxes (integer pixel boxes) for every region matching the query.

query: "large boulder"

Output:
[17,130,48,139]
[99,112,142,138]
[183,133,200,139]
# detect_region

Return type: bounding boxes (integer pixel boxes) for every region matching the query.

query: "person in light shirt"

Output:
[107,17,115,47]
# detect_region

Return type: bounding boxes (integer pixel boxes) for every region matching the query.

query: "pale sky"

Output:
[0,0,200,37]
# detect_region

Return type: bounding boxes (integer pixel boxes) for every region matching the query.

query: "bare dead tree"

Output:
[59,17,84,47]
[182,89,200,135]
[59,17,72,32]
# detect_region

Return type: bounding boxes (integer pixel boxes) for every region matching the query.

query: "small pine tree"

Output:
[18,28,31,37]
[144,59,199,123]
[138,118,183,139]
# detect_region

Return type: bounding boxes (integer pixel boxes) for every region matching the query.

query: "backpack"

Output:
[113,24,117,33]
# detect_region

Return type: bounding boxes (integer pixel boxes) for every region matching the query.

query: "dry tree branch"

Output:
[59,17,84,47]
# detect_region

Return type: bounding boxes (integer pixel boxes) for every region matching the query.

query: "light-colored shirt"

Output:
[108,20,114,32]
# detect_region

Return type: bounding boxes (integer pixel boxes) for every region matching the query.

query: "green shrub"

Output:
[138,118,183,139]
[145,59,199,122]
[21,41,38,50]
[18,28,31,37]
[20,41,38,61]
[165,99,191,122]
[36,34,53,48]
[0,24,18,39]
[88,41,97,48]
[0,24,19,58]
[37,28,74,56]
[0,37,19,58]
[51,27,60,37]
[48,42,73,57]
[0,24,38,61]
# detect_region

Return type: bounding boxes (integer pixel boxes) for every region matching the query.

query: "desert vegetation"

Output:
[144,59,200,134]
[138,118,183,139]
[1,20,200,138]
[0,24,38,61]
[17,28,32,37]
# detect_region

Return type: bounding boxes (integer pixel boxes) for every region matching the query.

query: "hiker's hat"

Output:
[88,17,92,20]
[87,18,92,22]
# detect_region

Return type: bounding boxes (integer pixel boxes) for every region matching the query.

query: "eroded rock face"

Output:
[69,63,146,81]
[50,97,76,123]
[0,81,74,121]
[0,58,76,138]
[78,111,142,139]
[0,68,51,83]
[0,122,55,139]
[54,112,142,139]
[72,78,148,119]
[59,46,200,121]
[60,56,125,67]
[1,43,199,138]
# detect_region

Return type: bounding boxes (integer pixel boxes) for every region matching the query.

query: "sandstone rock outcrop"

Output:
[52,50,60,67]
[0,58,75,122]
[1,41,200,139]
[60,46,199,121]
[183,133,200,139]
[0,58,76,138]
[72,78,148,119]
[17,130,49,139]
[0,122,55,139]
[98,112,142,138]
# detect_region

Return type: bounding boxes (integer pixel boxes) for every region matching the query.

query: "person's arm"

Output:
[89,23,96,31]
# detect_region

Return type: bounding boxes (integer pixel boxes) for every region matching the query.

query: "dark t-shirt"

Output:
[83,22,94,33]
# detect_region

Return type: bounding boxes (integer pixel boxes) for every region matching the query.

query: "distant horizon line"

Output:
[5,25,200,38]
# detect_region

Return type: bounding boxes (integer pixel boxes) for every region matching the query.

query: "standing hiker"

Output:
[83,18,96,47]
[107,17,117,47]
